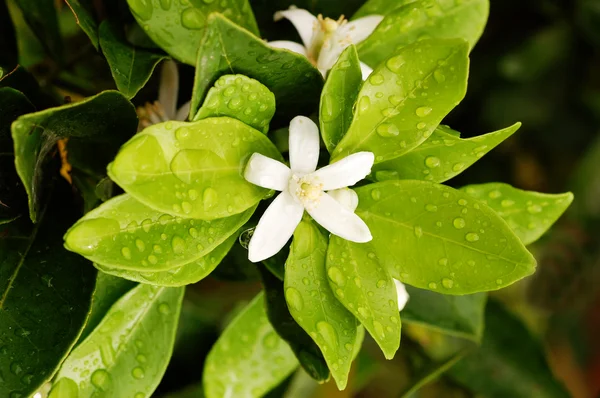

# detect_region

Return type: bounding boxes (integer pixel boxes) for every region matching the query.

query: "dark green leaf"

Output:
[11,90,138,222]
[12,0,63,60]
[191,14,323,125]
[99,21,168,99]
[65,0,99,48]
[399,351,467,398]
[0,88,34,151]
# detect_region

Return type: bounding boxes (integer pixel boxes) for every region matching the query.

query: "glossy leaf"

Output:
[78,272,136,341]
[326,237,401,359]
[352,0,416,19]
[461,183,574,246]
[372,123,521,183]
[126,0,258,65]
[108,118,281,220]
[52,284,185,398]
[65,0,99,48]
[203,292,298,398]
[257,263,330,382]
[284,220,359,390]
[449,300,570,398]
[402,286,486,341]
[99,21,168,99]
[358,0,489,67]
[331,39,469,164]
[191,14,323,124]
[95,231,237,286]
[0,184,97,398]
[194,74,276,134]
[11,90,137,222]
[356,181,537,294]
[320,45,363,153]
[12,0,62,60]
[64,194,254,271]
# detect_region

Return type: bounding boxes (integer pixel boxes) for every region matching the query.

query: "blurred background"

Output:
[2,0,600,397]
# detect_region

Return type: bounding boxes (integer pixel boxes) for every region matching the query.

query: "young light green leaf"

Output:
[461,183,574,246]
[65,0,99,48]
[372,123,521,183]
[64,194,254,271]
[402,286,486,341]
[99,21,168,99]
[203,292,298,398]
[194,74,276,134]
[358,0,489,67]
[11,90,137,222]
[0,184,96,398]
[356,180,537,294]
[126,0,258,65]
[95,231,237,286]
[284,220,359,390]
[12,0,63,60]
[352,0,416,19]
[320,45,363,153]
[326,237,400,359]
[331,39,469,164]
[191,14,323,124]
[52,284,185,398]
[108,118,281,220]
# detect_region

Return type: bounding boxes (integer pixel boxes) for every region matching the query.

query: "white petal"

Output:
[338,15,384,45]
[244,153,291,191]
[394,279,410,311]
[316,39,345,74]
[248,191,304,262]
[289,116,320,175]
[311,152,374,191]
[307,192,372,242]
[274,8,317,49]
[360,61,373,80]
[269,40,308,57]
[158,60,179,120]
[174,100,191,121]
[328,188,358,212]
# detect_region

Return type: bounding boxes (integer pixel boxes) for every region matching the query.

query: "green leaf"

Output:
[191,14,323,124]
[257,263,330,382]
[108,118,281,220]
[78,272,136,342]
[356,180,537,294]
[95,231,237,286]
[326,237,400,359]
[448,300,570,398]
[52,284,185,398]
[331,39,469,164]
[99,21,168,99]
[402,286,486,341]
[461,183,574,246]
[64,0,99,48]
[284,220,359,390]
[11,90,138,222]
[203,292,298,398]
[126,0,258,65]
[64,194,254,271]
[372,123,521,183]
[352,0,416,19]
[194,74,276,134]
[399,351,467,398]
[0,183,97,398]
[12,0,63,60]
[320,45,363,153]
[357,0,489,67]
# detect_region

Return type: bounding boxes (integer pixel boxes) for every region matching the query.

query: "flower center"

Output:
[289,174,323,209]
[308,14,347,65]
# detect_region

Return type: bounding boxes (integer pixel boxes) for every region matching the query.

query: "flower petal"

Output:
[311,152,374,191]
[393,279,410,311]
[359,61,373,80]
[248,191,304,262]
[307,192,372,242]
[289,116,320,175]
[316,39,345,74]
[244,153,291,191]
[175,100,191,121]
[158,60,179,120]
[274,8,317,49]
[339,15,384,45]
[269,40,308,57]
[328,188,358,212]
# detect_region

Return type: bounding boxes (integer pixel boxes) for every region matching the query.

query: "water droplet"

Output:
[369,73,385,85]
[453,218,466,229]
[358,96,371,115]
[414,226,423,238]
[121,247,132,260]
[91,369,110,390]
[129,0,153,21]
[135,393,145,398]
[181,201,193,214]
[438,258,448,266]
[354,277,362,288]
[132,367,145,379]
[376,123,399,137]
[442,278,454,289]
[488,190,502,199]
[417,122,427,129]
[316,321,338,347]
[203,188,219,211]
[181,8,204,29]
[465,232,480,242]
[386,55,405,72]
[159,0,171,10]
[428,282,437,289]
[10,362,22,375]
[327,267,345,286]
[158,303,170,315]
[425,156,440,168]
[285,287,304,311]
[376,279,386,288]
[416,106,432,117]
[527,204,542,214]
[425,204,437,212]
[370,189,381,200]
[188,227,199,238]
[372,321,386,339]
[135,239,145,252]
[171,236,186,254]
[48,377,79,398]
[501,199,515,207]
[344,343,353,351]
[496,279,503,285]
[458,199,468,206]
[433,70,446,83]
[452,163,464,172]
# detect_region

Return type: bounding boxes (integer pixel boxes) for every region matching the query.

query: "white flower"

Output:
[269,7,383,80]
[137,60,191,130]
[244,116,374,263]
[394,279,409,311]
